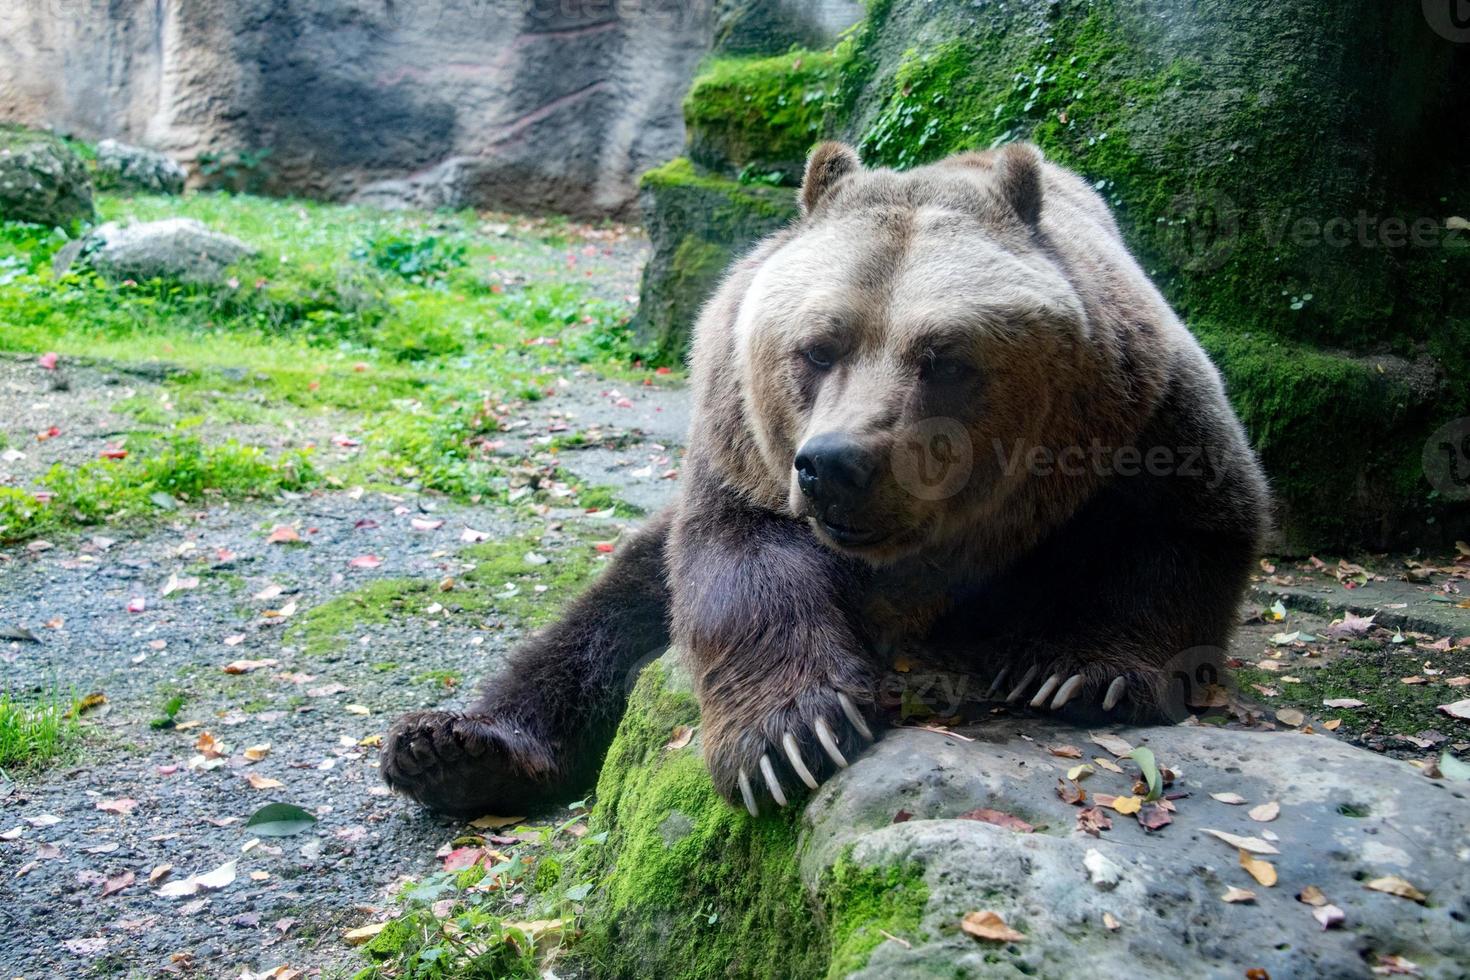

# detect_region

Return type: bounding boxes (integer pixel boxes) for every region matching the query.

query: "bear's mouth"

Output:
[814,516,889,548]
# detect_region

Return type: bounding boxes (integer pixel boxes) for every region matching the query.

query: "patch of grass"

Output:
[1237,641,1470,742]
[0,688,81,775]
[288,529,611,656]
[150,693,186,730]
[0,434,318,544]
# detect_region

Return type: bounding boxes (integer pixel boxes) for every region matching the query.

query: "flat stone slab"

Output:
[803,721,1470,978]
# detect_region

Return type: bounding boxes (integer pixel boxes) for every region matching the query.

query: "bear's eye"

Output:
[804,345,837,370]
[922,354,968,382]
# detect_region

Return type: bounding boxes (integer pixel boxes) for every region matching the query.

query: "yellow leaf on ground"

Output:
[1239,849,1278,887]
[1102,912,1120,931]
[1276,708,1305,727]
[1297,885,1328,907]
[961,910,1026,943]
[1110,795,1142,815]
[243,743,271,762]
[1093,757,1124,774]
[342,923,388,946]
[247,773,284,790]
[1249,801,1280,822]
[1211,792,1248,805]
[469,814,525,830]
[1364,876,1427,903]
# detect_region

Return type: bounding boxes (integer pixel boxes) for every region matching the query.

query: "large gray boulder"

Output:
[0,124,94,227]
[95,139,186,195]
[81,218,254,284]
[578,652,1470,978]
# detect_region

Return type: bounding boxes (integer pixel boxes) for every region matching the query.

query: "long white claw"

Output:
[783,732,819,790]
[814,717,849,768]
[759,754,788,807]
[1050,674,1086,711]
[1103,676,1126,712]
[738,768,759,817]
[985,667,1010,699]
[1006,665,1039,703]
[838,693,874,742]
[1030,673,1063,708]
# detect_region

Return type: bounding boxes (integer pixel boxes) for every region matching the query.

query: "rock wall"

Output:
[638,0,1470,550]
[0,0,719,216]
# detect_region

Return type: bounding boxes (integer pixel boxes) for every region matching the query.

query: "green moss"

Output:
[823,858,929,977]
[685,51,840,184]
[577,662,827,980]
[288,530,609,655]
[1237,640,1470,741]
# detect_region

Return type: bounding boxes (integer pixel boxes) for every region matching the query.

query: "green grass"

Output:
[287,529,610,656]
[0,190,669,543]
[0,434,317,543]
[0,689,81,775]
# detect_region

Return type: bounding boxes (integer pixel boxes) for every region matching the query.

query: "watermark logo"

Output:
[1157,188,1240,273]
[891,417,973,501]
[1158,646,1233,724]
[1423,0,1470,42]
[1423,417,1470,501]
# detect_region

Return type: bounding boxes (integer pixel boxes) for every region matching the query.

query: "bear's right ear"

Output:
[800,142,861,216]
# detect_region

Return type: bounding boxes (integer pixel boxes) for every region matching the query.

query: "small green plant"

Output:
[150,694,186,730]
[353,232,467,286]
[197,147,275,194]
[0,688,80,774]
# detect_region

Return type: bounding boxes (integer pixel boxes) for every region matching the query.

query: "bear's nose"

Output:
[795,432,878,503]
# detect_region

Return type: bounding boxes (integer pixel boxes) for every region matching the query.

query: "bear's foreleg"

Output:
[671,488,878,815]
[380,509,673,815]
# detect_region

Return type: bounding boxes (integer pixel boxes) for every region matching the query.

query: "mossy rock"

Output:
[632,158,798,364]
[713,0,864,57]
[0,124,95,228]
[685,51,840,185]
[824,0,1470,547]
[573,652,931,979]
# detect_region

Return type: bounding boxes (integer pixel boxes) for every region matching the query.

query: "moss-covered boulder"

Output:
[574,652,932,979]
[632,158,798,364]
[829,0,1469,548]
[0,125,95,228]
[575,653,1469,978]
[685,52,840,185]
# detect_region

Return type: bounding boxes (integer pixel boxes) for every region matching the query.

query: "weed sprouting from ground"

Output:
[0,688,81,775]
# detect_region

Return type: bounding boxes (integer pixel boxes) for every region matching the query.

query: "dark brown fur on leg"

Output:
[671,475,879,814]
[380,510,673,816]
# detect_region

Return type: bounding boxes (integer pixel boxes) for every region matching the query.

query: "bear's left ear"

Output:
[800,142,861,216]
[994,142,1044,228]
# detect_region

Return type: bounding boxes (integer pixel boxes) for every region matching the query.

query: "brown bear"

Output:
[381,141,1269,817]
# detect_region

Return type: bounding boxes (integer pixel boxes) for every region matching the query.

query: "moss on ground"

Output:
[823,857,930,977]
[685,51,840,185]
[287,529,610,655]
[1237,641,1470,743]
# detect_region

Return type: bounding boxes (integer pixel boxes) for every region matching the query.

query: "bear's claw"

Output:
[998,668,1128,713]
[813,717,849,769]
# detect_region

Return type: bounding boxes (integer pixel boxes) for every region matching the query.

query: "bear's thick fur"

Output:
[381,142,1269,816]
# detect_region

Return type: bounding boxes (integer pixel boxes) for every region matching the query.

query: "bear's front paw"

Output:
[380,710,558,817]
[704,688,877,817]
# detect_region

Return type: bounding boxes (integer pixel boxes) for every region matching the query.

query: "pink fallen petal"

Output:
[348,555,384,569]
[126,597,146,614]
[38,352,59,371]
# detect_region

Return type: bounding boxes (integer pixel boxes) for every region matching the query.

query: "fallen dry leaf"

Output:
[347,555,383,569]
[1437,699,1470,721]
[101,870,135,898]
[1048,744,1083,759]
[1055,778,1086,805]
[1093,756,1124,774]
[1371,954,1422,975]
[960,910,1025,943]
[1090,732,1134,756]
[1221,887,1257,903]
[1297,885,1328,906]
[1248,801,1280,822]
[156,859,237,898]
[1102,912,1120,931]
[195,731,227,759]
[1109,795,1143,815]
[1211,792,1248,805]
[1077,806,1112,837]
[96,798,138,816]
[1204,829,1279,854]
[468,814,524,830]
[956,808,1035,833]
[1323,719,1343,731]
[1276,708,1306,727]
[1323,698,1365,709]
[265,525,301,545]
[343,923,388,946]
[665,726,694,751]
[223,659,279,674]
[1239,849,1278,887]
[247,773,285,791]
[1314,904,1346,929]
[1364,875,1427,903]
[244,743,271,762]
[148,864,173,886]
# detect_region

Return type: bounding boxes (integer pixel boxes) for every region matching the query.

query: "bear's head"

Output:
[734,141,1109,565]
